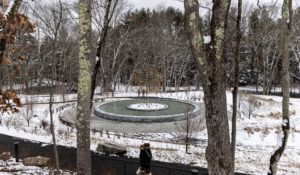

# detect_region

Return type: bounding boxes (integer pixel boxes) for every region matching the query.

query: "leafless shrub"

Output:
[270,112,281,119]
[189,94,202,102]
[239,94,261,119]
[254,128,261,132]
[262,127,270,136]
[40,119,49,130]
[289,110,296,116]
[244,127,254,135]
[177,106,202,153]
[22,97,35,127]
[4,117,13,129]
[57,128,73,141]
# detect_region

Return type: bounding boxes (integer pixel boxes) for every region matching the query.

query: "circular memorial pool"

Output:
[94,98,201,123]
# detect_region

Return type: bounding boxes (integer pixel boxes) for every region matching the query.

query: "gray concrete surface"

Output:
[59,104,206,133]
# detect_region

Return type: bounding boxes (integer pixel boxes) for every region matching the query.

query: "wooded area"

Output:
[0,0,299,175]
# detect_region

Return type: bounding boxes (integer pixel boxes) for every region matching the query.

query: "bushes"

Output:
[237,94,261,119]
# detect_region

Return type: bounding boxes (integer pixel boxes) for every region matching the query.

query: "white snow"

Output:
[0,157,74,174]
[0,84,300,174]
[128,103,167,110]
[203,35,211,44]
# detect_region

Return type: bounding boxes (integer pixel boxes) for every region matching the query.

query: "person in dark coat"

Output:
[139,143,152,174]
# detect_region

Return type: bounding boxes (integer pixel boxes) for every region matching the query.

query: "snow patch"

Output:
[127,103,168,111]
[203,35,211,44]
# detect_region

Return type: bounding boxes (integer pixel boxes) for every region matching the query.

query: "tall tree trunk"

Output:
[77,0,92,174]
[49,40,60,175]
[265,47,279,95]
[231,0,242,171]
[269,0,292,174]
[49,91,60,175]
[162,56,167,92]
[184,0,233,174]
[91,0,118,104]
[49,1,63,173]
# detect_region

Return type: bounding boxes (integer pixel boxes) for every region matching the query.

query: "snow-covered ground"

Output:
[0,85,300,174]
[0,158,74,174]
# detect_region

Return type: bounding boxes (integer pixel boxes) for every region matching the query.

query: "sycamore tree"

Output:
[77,0,92,174]
[0,0,34,113]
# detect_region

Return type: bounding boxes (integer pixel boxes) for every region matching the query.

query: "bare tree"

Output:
[247,6,281,95]
[28,1,67,173]
[269,0,293,174]
[91,0,119,102]
[23,96,34,127]
[231,0,242,171]
[184,0,233,174]
[178,107,202,153]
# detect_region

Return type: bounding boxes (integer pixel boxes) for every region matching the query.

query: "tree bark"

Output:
[49,92,60,175]
[269,0,292,174]
[231,0,242,171]
[184,0,233,174]
[50,1,63,173]
[77,0,92,174]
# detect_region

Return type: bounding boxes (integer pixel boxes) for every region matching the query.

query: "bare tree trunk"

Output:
[49,1,64,173]
[185,108,190,153]
[231,0,242,171]
[47,39,61,175]
[265,47,279,95]
[184,0,233,174]
[90,0,118,104]
[162,56,167,92]
[77,0,92,174]
[269,0,292,174]
[49,91,60,175]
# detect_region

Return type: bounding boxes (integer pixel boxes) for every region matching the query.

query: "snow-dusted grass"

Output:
[0,85,300,174]
[0,158,75,174]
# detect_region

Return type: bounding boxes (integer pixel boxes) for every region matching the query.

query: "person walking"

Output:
[137,143,152,175]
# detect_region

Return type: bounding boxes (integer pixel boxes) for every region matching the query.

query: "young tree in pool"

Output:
[184,0,233,174]
[269,0,293,174]
[77,0,92,174]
